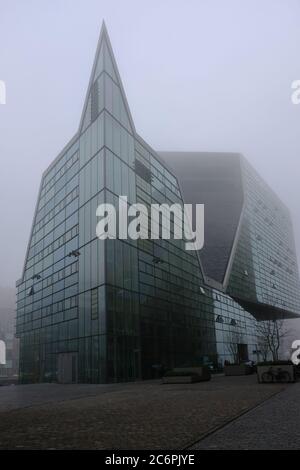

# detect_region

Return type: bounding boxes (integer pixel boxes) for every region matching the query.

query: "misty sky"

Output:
[1,0,300,291]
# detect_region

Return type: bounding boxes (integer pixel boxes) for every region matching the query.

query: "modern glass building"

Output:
[16,24,300,383]
[160,152,300,321]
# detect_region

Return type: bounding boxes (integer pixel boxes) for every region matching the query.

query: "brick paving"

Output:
[0,375,286,449]
[190,381,300,450]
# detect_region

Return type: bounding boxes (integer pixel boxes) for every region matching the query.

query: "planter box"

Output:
[224,364,253,376]
[257,364,295,383]
[162,366,211,384]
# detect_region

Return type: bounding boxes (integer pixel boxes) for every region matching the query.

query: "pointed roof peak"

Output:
[78,21,135,133]
[98,20,109,43]
[100,19,108,33]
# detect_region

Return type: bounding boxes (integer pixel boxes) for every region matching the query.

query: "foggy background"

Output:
[0,0,300,346]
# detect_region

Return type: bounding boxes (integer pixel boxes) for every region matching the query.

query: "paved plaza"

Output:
[190,381,300,450]
[0,375,289,449]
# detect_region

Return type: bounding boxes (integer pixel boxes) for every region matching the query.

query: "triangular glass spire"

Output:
[94,40,117,83]
[94,41,105,80]
[79,22,135,133]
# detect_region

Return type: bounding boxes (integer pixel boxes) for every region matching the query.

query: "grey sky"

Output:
[1,0,300,290]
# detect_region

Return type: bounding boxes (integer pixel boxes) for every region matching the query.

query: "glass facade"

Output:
[227,156,300,318]
[16,24,292,384]
[161,152,300,321]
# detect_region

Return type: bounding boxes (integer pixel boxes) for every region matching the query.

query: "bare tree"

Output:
[257,334,269,362]
[256,319,290,362]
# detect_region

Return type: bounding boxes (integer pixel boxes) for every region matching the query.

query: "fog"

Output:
[0,1,300,343]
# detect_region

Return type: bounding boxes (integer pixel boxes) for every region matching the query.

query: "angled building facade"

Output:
[160,152,300,321]
[16,25,300,383]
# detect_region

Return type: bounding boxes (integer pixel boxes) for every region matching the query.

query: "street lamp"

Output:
[152,256,164,265]
[28,274,42,296]
[67,250,81,258]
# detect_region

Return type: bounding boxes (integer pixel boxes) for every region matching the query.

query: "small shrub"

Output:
[257,360,293,366]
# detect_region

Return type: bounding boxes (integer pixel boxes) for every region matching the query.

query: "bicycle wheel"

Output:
[261,372,273,383]
[278,371,291,383]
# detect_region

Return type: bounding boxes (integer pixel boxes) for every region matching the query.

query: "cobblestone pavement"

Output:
[190,382,300,450]
[0,375,286,449]
[0,381,143,413]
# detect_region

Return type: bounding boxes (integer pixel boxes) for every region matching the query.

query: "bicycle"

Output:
[261,366,291,383]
